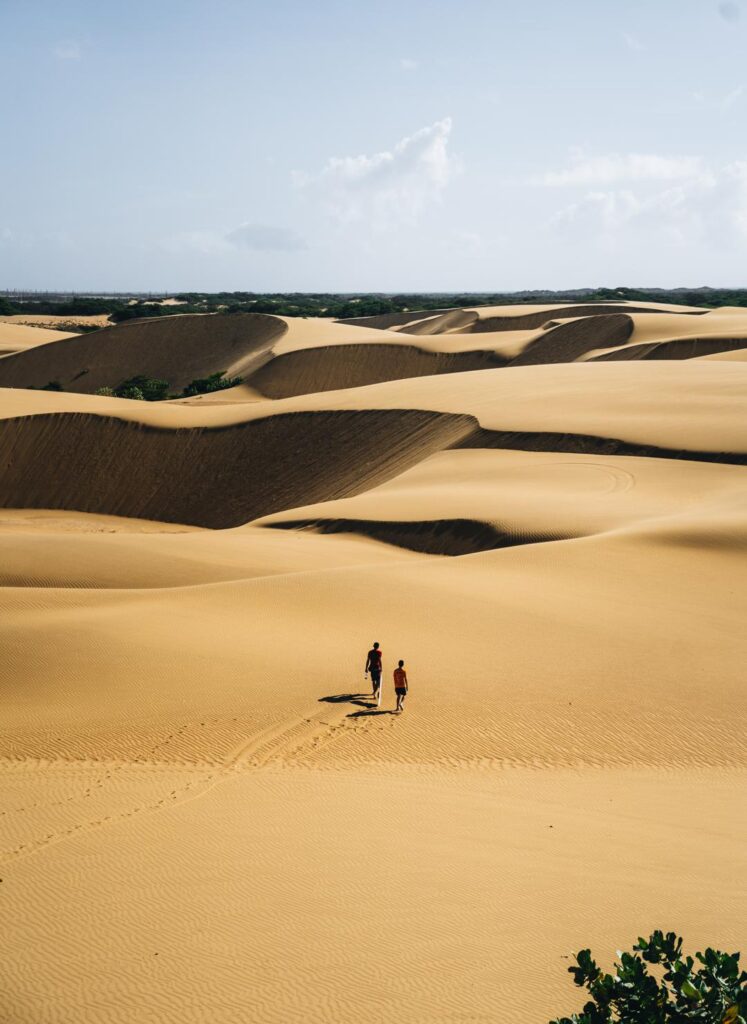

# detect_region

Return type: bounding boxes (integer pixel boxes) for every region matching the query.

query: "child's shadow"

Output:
[346,708,393,718]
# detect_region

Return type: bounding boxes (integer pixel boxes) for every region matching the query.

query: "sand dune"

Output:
[506,313,633,365]
[1,300,745,1024]
[247,343,509,397]
[0,405,475,527]
[589,335,747,361]
[0,312,286,393]
[0,321,79,355]
[0,312,112,330]
[256,448,746,551]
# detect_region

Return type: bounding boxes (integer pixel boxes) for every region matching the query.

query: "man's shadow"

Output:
[319,693,391,716]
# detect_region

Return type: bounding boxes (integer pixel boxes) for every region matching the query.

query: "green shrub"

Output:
[116,384,144,400]
[95,386,114,397]
[112,375,169,401]
[182,372,242,397]
[550,931,746,1024]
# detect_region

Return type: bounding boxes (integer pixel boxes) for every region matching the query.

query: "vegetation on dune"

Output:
[93,372,242,401]
[4,286,747,325]
[550,932,746,1024]
[182,371,243,396]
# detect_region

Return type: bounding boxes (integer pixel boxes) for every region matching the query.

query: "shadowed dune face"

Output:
[396,309,479,335]
[507,314,634,366]
[0,313,286,393]
[247,343,509,398]
[264,517,557,555]
[335,307,458,329]
[469,304,706,333]
[0,409,476,528]
[589,336,747,362]
[454,427,747,465]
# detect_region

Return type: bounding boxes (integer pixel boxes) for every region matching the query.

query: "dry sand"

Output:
[1,302,745,1023]
[0,320,80,355]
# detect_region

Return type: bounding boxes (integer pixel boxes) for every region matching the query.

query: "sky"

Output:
[1,0,746,291]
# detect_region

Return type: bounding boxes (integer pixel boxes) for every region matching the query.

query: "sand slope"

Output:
[0,320,79,355]
[1,300,745,1024]
[0,312,286,393]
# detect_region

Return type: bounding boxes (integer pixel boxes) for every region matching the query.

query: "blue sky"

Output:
[1,0,746,290]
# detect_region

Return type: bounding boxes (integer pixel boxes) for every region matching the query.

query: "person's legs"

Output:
[395,689,405,713]
[371,670,381,702]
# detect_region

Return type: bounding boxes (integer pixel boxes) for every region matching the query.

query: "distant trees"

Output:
[7,287,747,328]
[549,932,746,1024]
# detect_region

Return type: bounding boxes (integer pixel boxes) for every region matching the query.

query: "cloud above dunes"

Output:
[533,151,705,186]
[718,1,741,22]
[163,223,307,256]
[548,159,747,247]
[295,117,458,230]
[53,41,81,60]
[226,223,307,251]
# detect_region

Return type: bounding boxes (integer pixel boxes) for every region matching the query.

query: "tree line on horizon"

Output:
[2,286,747,325]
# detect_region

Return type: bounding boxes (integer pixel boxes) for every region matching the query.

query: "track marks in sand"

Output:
[0,722,201,818]
[0,701,393,863]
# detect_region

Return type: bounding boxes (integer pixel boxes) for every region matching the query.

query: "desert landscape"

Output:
[1,299,745,1022]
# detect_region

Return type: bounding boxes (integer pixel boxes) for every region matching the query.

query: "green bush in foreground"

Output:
[550,932,746,1024]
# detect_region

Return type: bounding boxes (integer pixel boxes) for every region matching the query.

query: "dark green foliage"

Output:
[182,372,242,397]
[109,303,198,322]
[550,932,746,1024]
[7,286,747,326]
[112,375,170,401]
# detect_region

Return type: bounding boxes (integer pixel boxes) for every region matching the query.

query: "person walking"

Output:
[365,642,383,705]
[393,660,408,714]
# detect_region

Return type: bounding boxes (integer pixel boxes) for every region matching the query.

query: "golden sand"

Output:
[1,302,745,1023]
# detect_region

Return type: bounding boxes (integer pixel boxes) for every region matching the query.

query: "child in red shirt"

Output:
[393,660,408,714]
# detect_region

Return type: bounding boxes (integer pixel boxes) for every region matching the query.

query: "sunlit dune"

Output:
[1,301,745,1024]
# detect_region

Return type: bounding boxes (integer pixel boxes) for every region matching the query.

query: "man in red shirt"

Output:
[393,660,408,714]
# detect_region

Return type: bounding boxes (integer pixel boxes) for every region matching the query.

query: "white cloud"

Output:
[54,41,81,60]
[226,223,306,251]
[533,151,705,187]
[295,117,458,230]
[622,32,645,52]
[162,230,230,256]
[548,159,747,249]
[722,84,745,108]
[399,57,418,71]
[163,222,307,255]
[718,1,741,22]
